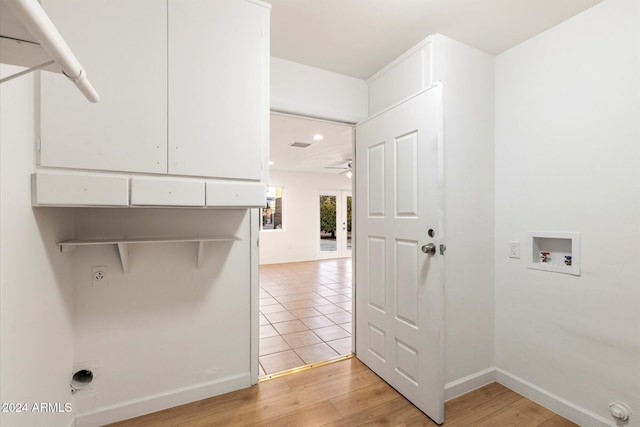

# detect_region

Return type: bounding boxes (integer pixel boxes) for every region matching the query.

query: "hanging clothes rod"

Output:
[2,0,100,102]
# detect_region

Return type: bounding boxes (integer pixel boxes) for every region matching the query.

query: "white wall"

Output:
[71,208,254,426]
[260,170,352,264]
[271,57,368,123]
[0,65,76,427]
[495,0,640,425]
[367,37,434,116]
[433,35,496,388]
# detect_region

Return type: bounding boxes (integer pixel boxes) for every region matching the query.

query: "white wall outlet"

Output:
[509,241,520,259]
[92,266,108,286]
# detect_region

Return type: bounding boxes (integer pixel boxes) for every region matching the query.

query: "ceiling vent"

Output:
[289,141,312,148]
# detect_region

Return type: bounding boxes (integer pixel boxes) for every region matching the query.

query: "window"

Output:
[261,186,284,230]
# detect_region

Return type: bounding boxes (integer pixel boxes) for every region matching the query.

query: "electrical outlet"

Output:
[92,266,108,286]
[509,241,520,259]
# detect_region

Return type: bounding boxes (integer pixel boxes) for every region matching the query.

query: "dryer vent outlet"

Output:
[70,369,94,393]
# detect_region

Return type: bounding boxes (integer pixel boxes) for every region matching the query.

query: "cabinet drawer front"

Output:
[131,178,205,206]
[32,173,129,206]
[206,182,266,207]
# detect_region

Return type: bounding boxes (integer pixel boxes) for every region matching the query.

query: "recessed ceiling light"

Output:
[313,134,324,141]
[269,161,274,165]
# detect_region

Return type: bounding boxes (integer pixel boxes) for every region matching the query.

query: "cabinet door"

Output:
[39,0,167,174]
[168,0,269,180]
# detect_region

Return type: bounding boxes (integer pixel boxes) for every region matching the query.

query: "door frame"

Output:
[252,111,357,384]
[250,208,261,384]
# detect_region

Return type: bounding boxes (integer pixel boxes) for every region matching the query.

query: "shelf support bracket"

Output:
[60,243,76,253]
[196,241,205,268]
[117,243,129,273]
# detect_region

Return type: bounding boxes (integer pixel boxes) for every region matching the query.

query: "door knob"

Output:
[421,243,436,255]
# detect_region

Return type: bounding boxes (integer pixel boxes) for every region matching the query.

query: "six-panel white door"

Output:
[355,85,445,424]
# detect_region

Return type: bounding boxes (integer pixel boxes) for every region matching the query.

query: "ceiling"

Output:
[269,0,604,80]
[268,0,604,174]
[270,113,353,174]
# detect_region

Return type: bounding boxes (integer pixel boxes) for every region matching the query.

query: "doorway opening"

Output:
[258,112,355,377]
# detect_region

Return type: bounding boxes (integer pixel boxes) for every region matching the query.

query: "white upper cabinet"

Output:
[39,0,168,174]
[168,0,269,180]
[38,0,269,184]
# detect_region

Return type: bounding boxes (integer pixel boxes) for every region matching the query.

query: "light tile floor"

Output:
[259,258,353,376]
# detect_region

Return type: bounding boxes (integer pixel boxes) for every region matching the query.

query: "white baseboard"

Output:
[496,368,615,427]
[445,367,496,401]
[74,373,251,427]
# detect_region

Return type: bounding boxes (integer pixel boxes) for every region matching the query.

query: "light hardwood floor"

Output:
[107,358,577,426]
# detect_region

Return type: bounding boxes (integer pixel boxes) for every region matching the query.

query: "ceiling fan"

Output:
[324,160,352,178]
